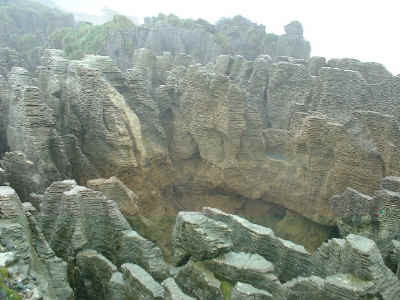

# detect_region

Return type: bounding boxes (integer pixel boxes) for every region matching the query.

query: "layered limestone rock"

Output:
[0,168,7,185]
[276,21,311,59]
[87,176,140,217]
[161,278,195,300]
[0,185,73,300]
[175,261,225,300]
[172,212,233,265]
[170,208,400,300]
[2,46,400,256]
[38,179,169,281]
[121,263,165,300]
[330,176,400,257]
[231,282,273,300]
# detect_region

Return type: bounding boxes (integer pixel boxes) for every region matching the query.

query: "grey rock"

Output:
[203,207,312,281]
[0,185,73,300]
[284,21,304,36]
[162,278,196,300]
[231,282,273,300]
[175,261,224,300]
[327,57,392,84]
[76,249,118,300]
[121,263,164,300]
[284,274,376,300]
[330,178,400,256]
[106,272,127,300]
[204,251,283,296]
[87,176,139,217]
[267,61,313,129]
[0,252,16,268]
[38,179,169,281]
[392,240,400,278]
[382,176,400,193]
[172,212,233,265]
[276,21,311,59]
[307,56,326,76]
[0,168,7,185]
[117,230,169,281]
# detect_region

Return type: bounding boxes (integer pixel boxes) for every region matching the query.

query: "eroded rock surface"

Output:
[170,208,400,300]
[1,43,399,247]
[0,185,73,300]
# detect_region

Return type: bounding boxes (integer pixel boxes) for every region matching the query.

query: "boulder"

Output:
[161,278,196,300]
[121,263,164,300]
[172,212,233,265]
[175,261,224,300]
[231,282,273,300]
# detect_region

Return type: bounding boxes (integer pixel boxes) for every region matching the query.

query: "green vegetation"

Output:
[220,280,233,300]
[50,15,136,60]
[1,2,281,70]
[0,267,22,300]
[0,0,74,70]
[49,12,280,68]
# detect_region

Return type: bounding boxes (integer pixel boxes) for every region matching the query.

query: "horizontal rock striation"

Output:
[1,175,400,299]
[171,208,400,299]
[0,24,399,300]
[0,185,73,300]
[330,176,400,257]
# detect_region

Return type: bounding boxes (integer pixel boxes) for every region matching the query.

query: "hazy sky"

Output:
[53,0,400,74]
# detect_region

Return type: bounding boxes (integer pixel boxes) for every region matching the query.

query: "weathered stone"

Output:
[307,56,326,76]
[327,57,392,84]
[0,252,16,268]
[87,176,139,217]
[162,278,196,300]
[330,177,400,256]
[284,21,304,36]
[38,179,169,282]
[276,21,311,59]
[284,274,377,300]
[76,249,117,300]
[267,61,313,129]
[117,230,169,281]
[392,240,400,278]
[172,212,233,265]
[121,263,164,300]
[175,261,224,300]
[203,207,312,281]
[231,282,273,300]
[0,168,7,185]
[106,272,127,300]
[0,185,73,300]
[204,251,283,295]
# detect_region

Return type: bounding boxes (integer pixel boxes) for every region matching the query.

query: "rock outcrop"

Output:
[0,185,73,300]
[1,4,400,298]
[330,176,400,257]
[1,175,400,299]
[48,15,310,71]
[0,45,399,255]
[171,208,400,299]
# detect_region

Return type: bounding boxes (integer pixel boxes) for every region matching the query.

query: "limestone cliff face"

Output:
[0,43,399,252]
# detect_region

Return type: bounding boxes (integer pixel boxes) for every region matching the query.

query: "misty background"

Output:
[36,0,400,75]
